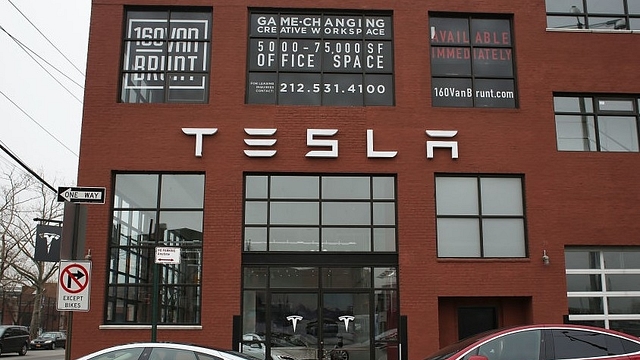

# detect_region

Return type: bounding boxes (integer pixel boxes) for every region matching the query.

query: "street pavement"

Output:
[1,348,66,359]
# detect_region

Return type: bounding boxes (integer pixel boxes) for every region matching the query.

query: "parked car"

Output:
[424,324,640,360]
[30,331,66,350]
[76,342,259,360]
[0,325,29,356]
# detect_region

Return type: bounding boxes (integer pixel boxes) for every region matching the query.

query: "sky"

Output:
[0,0,91,189]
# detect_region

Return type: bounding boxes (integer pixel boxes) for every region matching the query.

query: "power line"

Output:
[0,141,56,194]
[0,25,83,103]
[0,90,79,158]
[7,0,85,78]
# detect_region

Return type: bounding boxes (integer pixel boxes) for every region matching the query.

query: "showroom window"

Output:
[120,8,212,103]
[554,95,640,152]
[435,175,526,258]
[429,14,517,108]
[565,248,640,336]
[246,11,394,106]
[546,0,640,30]
[244,175,396,252]
[106,173,204,324]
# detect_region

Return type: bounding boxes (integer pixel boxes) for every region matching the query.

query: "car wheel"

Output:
[18,343,27,356]
[331,350,349,360]
[51,343,56,350]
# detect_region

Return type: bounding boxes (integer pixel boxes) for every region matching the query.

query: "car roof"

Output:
[425,324,640,360]
[76,342,256,360]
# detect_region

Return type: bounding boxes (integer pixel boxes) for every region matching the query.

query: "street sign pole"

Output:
[151,261,159,342]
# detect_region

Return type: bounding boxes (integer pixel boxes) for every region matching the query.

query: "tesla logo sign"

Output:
[338,315,355,331]
[182,128,459,159]
[286,315,303,332]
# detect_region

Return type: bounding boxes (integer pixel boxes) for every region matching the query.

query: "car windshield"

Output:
[41,333,57,338]
[424,328,504,360]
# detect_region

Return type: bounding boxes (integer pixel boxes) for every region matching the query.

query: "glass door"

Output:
[241,266,399,360]
[269,292,319,360]
[322,293,371,360]
[265,292,372,360]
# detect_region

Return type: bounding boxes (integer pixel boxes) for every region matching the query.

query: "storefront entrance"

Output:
[240,265,399,360]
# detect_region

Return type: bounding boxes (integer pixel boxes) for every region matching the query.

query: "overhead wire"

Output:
[0,1,86,191]
[0,140,57,194]
[0,25,84,103]
[0,90,79,158]
[7,0,86,78]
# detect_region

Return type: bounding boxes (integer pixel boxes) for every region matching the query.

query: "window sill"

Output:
[546,27,639,34]
[437,257,530,263]
[98,325,203,330]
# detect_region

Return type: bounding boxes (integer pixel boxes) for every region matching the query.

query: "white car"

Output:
[76,342,259,360]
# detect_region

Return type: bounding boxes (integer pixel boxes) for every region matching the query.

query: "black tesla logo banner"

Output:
[35,225,62,262]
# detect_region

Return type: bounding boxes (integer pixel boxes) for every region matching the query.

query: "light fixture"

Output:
[542,250,550,265]
[570,6,584,29]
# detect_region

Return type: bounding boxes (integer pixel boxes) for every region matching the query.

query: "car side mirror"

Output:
[469,356,488,360]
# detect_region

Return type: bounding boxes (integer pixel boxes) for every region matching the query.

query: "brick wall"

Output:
[74,0,640,358]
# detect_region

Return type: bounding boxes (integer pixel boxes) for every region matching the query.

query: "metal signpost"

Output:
[57,185,104,360]
[151,247,181,341]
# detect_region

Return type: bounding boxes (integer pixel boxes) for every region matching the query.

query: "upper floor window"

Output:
[107,173,204,325]
[246,11,394,106]
[546,0,640,30]
[435,175,526,258]
[244,175,396,252]
[121,8,212,103]
[554,95,640,152]
[429,14,517,108]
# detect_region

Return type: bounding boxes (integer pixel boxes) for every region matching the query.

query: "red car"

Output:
[424,324,640,360]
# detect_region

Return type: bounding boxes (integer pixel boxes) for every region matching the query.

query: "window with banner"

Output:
[246,11,394,106]
[120,8,212,103]
[429,15,517,108]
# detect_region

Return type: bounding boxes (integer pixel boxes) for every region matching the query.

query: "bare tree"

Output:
[0,166,63,339]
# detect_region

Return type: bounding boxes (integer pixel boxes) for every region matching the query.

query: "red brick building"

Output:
[71,0,640,359]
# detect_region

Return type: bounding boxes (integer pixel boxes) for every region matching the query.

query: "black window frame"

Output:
[553,94,640,152]
[546,0,640,30]
[435,174,528,258]
[243,174,398,253]
[105,172,205,325]
[120,7,212,103]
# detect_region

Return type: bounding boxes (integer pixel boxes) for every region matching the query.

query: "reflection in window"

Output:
[244,175,396,252]
[546,0,640,30]
[436,175,526,258]
[429,14,517,108]
[106,173,204,325]
[554,95,640,152]
[566,248,640,336]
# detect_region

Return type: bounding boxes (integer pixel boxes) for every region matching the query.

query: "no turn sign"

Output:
[57,261,91,311]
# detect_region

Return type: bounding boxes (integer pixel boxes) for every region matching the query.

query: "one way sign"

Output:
[57,186,106,204]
